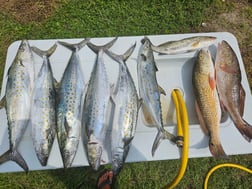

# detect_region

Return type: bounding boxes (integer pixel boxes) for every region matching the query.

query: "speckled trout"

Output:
[137,37,175,157]
[151,36,216,55]
[192,48,226,157]
[31,44,57,166]
[57,39,89,168]
[105,43,141,175]
[215,40,252,142]
[0,40,35,172]
[82,38,117,170]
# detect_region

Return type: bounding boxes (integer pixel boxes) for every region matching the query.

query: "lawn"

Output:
[0,0,251,188]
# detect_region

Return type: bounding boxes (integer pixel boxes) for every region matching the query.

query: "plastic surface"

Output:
[0,32,252,172]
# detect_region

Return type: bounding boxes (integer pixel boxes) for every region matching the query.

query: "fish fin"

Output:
[209,138,227,158]
[105,42,136,63]
[137,98,143,110]
[235,119,252,142]
[57,38,90,51]
[195,100,209,136]
[239,84,246,116]
[87,37,118,54]
[219,63,238,74]
[154,61,159,71]
[158,85,166,95]
[208,72,216,90]
[0,149,29,172]
[152,130,166,156]
[192,41,200,48]
[0,96,6,109]
[141,104,155,125]
[32,43,57,58]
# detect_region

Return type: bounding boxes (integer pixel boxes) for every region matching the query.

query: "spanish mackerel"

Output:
[137,37,175,156]
[82,38,117,170]
[105,43,141,175]
[150,36,216,55]
[0,40,35,172]
[57,39,89,168]
[31,44,57,166]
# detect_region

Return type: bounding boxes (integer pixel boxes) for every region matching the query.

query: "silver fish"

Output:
[82,38,117,170]
[0,40,35,172]
[56,39,89,168]
[137,37,175,156]
[215,40,252,142]
[30,44,57,166]
[151,36,216,55]
[105,43,141,175]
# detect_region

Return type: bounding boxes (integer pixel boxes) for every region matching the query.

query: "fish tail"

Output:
[31,43,57,58]
[151,130,166,156]
[0,149,29,172]
[105,42,136,63]
[57,38,90,51]
[209,138,227,158]
[87,37,118,54]
[236,119,252,142]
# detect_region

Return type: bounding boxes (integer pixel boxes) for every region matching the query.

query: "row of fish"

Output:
[192,40,252,157]
[0,34,250,174]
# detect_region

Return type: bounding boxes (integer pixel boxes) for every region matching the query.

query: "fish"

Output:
[30,44,57,166]
[192,48,226,158]
[137,37,175,156]
[0,40,35,172]
[56,39,89,168]
[82,37,117,171]
[215,40,252,142]
[105,43,141,175]
[150,36,216,55]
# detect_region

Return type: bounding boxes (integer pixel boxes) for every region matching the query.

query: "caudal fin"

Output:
[0,149,29,172]
[31,43,57,58]
[87,37,118,54]
[57,38,90,51]
[152,129,175,156]
[235,119,252,142]
[209,139,227,158]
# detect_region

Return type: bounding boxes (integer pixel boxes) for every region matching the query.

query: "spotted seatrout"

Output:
[151,36,216,55]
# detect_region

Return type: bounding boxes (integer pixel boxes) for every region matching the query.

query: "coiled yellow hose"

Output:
[165,89,189,189]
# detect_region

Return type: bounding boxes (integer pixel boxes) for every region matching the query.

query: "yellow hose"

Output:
[165,89,189,189]
[204,163,252,189]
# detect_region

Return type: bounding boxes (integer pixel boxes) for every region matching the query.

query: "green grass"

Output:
[0,0,252,188]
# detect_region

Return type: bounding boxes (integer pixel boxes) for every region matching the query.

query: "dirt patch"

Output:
[0,0,61,23]
[198,0,252,90]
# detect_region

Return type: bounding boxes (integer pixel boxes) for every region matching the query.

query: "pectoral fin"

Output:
[208,72,216,90]
[0,96,6,109]
[158,85,166,95]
